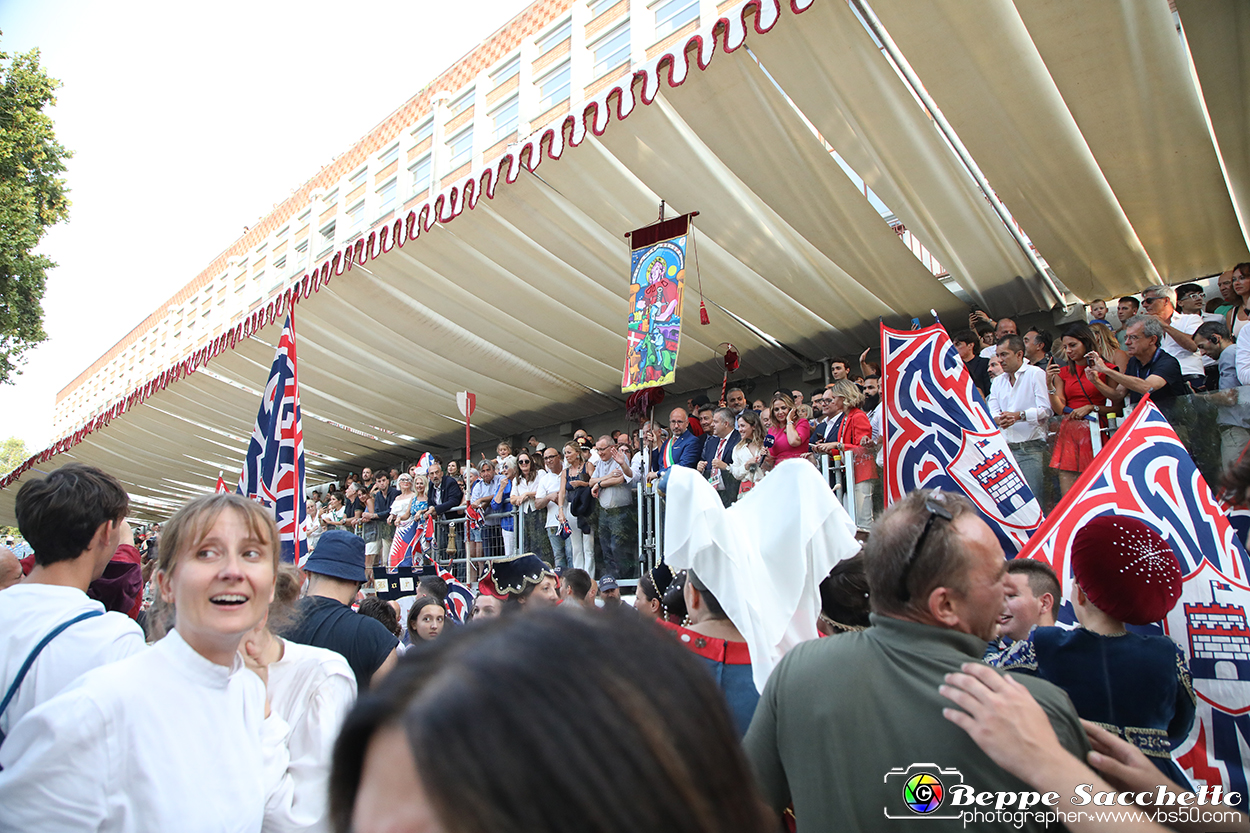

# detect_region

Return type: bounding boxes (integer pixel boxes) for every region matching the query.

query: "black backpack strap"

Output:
[0,609,106,733]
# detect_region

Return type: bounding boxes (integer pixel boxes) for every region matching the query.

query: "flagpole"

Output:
[290,305,306,566]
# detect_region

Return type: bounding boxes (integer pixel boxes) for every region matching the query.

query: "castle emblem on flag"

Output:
[881,322,1041,553]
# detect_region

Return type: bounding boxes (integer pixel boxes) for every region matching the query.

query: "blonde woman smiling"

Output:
[0,493,294,832]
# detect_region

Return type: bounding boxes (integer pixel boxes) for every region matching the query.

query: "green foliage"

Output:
[1,435,27,475]
[0,38,71,384]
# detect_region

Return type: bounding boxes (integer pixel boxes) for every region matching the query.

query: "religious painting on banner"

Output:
[1016,398,1250,806]
[238,312,308,566]
[881,322,1042,554]
[622,214,690,392]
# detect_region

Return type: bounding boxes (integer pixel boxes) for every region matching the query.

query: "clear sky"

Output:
[0,0,529,454]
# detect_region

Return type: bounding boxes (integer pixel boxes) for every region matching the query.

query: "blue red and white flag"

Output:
[437,566,474,624]
[881,322,1042,554]
[215,473,229,494]
[388,519,422,570]
[238,313,308,566]
[414,452,435,476]
[465,502,483,532]
[1018,397,1250,805]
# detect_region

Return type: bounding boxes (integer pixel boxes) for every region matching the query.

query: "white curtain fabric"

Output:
[1174,0,1250,256]
[664,460,862,693]
[747,0,1052,314]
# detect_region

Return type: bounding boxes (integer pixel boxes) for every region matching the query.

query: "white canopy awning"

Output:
[3,0,1246,523]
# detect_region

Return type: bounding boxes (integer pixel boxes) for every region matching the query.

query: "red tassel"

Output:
[699,301,710,325]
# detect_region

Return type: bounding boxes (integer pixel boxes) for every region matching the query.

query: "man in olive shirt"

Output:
[743,489,1089,831]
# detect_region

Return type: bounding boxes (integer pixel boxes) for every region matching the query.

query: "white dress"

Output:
[0,629,292,833]
[0,583,145,737]
[265,640,357,833]
[729,442,765,486]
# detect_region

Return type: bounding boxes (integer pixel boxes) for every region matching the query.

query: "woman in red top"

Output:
[819,379,876,527]
[1047,323,1123,496]
[765,392,811,467]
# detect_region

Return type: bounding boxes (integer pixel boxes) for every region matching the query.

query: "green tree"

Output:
[1,435,28,538]
[1,435,27,475]
[0,38,71,384]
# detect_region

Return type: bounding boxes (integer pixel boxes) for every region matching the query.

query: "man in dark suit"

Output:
[651,407,703,494]
[809,391,841,445]
[423,461,464,559]
[697,407,740,507]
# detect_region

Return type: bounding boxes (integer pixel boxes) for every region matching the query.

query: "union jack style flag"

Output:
[388,518,423,570]
[437,566,474,624]
[1019,397,1250,805]
[238,313,307,565]
[465,502,483,532]
[881,323,1042,553]
[215,473,229,494]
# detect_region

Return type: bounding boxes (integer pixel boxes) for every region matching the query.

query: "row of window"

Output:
[65,0,709,426]
[298,1,702,267]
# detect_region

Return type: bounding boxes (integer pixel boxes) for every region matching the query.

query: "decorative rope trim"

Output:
[0,0,804,492]
[1091,721,1173,759]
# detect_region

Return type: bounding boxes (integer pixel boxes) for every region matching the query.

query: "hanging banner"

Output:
[1017,398,1250,806]
[622,214,690,393]
[881,322,1042,554]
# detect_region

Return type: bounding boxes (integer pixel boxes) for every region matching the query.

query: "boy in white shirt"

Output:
[0,463,145,740]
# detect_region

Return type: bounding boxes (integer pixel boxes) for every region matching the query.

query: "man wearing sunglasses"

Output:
[744,489,1088,832]
[1139,284,1206,392]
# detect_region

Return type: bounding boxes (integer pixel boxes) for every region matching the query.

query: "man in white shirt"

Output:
[1141,284,1206,391]
[987,335,1053,503]
[0,463,145,739]
[1178,282,1224,388]
[534,448,568,569]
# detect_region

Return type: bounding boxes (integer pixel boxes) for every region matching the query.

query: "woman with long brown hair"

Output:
[1047,323,1122,496]
[330,610,773,833]
[730,409,767,498]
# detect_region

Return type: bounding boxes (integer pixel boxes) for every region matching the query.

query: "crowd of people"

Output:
[2,270,1249,831]
[1,445,1247,831]
[291,265,1250,565]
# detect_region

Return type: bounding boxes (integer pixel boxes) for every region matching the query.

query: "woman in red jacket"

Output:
[817,380,876,528]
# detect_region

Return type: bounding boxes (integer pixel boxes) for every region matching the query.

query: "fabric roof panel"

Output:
[745,0,1049,314]
[870,0,1160,299]
[659,44,964,322]
[1014,0,1249,278]
[1174,0,1250,255]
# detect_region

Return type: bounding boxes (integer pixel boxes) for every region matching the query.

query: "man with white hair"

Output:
[1140,284,1205,391]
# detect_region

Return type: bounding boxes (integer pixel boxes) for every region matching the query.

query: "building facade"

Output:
[52,0,751,433]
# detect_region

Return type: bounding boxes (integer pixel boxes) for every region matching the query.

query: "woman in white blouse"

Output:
[387,474,418,526]
[0,493,294,833]
[729,410,767,499]
[244,565,356,833]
